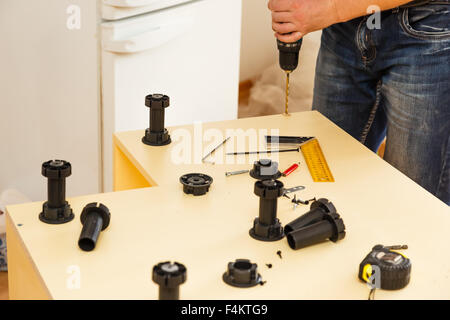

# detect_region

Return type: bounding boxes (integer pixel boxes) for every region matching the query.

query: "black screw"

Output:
[277,250,282,259]
[292,194,317,206]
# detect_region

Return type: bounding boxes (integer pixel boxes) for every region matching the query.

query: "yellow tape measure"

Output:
[300,138,334,182]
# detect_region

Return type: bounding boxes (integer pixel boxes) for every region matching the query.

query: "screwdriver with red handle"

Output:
[282,163,300,177]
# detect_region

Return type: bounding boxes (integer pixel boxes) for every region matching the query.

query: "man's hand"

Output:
[269,0,415,42]
[268,0,339,42]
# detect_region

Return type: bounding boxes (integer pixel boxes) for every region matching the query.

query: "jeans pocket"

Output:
[400,3,450,39]
[0,233,6,271]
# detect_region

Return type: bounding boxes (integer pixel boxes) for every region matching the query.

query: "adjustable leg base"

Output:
[39,201,74,224]
[142,129,171,146]
[249,218,284,242]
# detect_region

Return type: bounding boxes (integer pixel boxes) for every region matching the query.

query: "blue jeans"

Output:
[313,1,450,205]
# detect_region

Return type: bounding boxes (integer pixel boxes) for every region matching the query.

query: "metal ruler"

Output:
[300,138,334,182]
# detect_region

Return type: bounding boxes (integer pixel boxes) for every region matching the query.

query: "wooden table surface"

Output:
[7,111,450,299]
[113,111,348,190]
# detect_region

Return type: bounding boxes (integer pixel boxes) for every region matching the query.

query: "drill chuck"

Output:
[277,39,303,72]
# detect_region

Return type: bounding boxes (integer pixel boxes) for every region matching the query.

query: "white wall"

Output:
[0,0,101,201]
[239,0,278,82]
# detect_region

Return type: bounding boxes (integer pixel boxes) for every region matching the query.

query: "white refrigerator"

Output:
[0,0,242,200]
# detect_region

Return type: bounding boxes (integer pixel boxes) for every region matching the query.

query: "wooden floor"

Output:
[0,272,8,300]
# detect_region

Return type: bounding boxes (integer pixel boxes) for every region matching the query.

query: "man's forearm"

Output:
[269,0,418,42]
[333,0,413,23]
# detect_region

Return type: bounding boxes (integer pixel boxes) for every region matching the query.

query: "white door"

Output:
[101,0,242,191]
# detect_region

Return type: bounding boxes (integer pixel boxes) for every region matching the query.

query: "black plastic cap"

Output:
[223,259,262,288]
[310,198,337,215]
[41,160,71,179]
[80,202,111,231]
[145,94,170,109]
[250,159,282,180]
[254,180,284,199]
[277,39,303,72]
[323,212,346,242]
[153,261,187,288]
[180,173,213,196]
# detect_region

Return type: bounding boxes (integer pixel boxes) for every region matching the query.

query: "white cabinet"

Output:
[101,0,242,191]
[101,0,196,20]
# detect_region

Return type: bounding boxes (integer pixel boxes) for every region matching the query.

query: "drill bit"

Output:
[277,38,302,116]
[284,71,291,116]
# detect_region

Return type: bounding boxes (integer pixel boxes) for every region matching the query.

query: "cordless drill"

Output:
[277,38,303,116]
